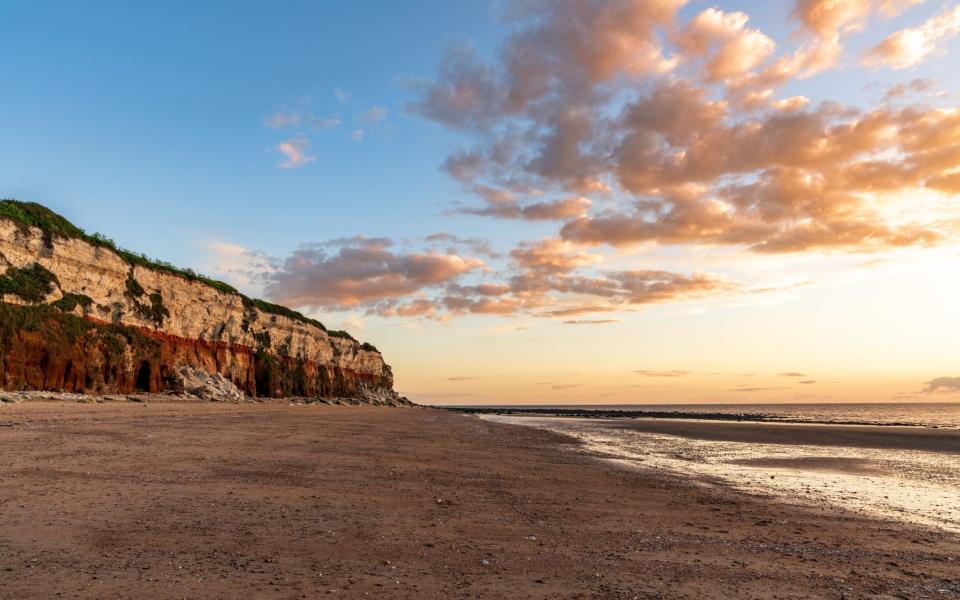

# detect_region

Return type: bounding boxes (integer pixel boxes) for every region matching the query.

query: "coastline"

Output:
[445,404,960,429]
[0,402,957,598]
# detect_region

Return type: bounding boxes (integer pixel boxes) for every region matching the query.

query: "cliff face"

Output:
[0,206,398,402]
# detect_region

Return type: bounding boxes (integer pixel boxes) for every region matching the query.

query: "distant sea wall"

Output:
[0,202,399,402]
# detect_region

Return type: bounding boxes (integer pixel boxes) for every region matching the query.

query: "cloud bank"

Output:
[253,1,959,322]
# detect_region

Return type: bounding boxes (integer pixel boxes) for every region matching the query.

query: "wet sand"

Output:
[0,402,958,599]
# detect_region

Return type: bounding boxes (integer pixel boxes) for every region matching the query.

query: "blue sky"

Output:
[1,1,504,259]
[3,1,960,403]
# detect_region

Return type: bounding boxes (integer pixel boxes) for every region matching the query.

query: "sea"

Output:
[477,403,960,534]
[467,402,960,428]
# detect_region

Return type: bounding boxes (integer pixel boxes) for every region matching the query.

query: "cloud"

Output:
[633,370,691,377]
[334,88,350,103]
[412,3,960,260]
[264,110,302,129]
[351,129,365,142]
[779,372,808,377]
[798,380,817,384]
[551,384,581,390]
[265,237,484,309]
[875,1,928,17]
[299,233,737,321]
[275,135,317,169]
[732,386,782,392]
[791,0,872,38]
[791,0,924,39]
[922,376,960,393]
[863,5,960,69]
[457,196,592,221]
[408,1,684,126]
[339,314,365,333]
[448,376,476,381]
[265,108,341,131]
[257,1,960,323]
[881,78,936,102]
[406,40,503,130]
[926,172,960,195]
[558,101,957,252]
[359,105,388,124]
[509,238,599,274]
[675,8,776,82]
[425,232,501,258]
[203,241,279,292]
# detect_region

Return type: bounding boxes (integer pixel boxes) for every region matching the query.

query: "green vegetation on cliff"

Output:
[0,302,159,350]
[0,263,59,303]
[52,293,94,312]
[0,199,366,346]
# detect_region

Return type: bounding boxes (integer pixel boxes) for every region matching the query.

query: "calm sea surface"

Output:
[466,402,960,428]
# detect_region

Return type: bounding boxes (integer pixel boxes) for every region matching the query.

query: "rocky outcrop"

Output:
[0,202,405,403]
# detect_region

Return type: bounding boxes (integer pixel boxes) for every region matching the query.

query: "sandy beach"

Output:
[0,402,958,599]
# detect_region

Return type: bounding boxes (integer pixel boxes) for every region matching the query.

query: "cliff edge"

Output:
[0,200,407,405]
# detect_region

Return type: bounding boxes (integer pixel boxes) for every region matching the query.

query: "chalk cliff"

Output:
[0,201,404,404]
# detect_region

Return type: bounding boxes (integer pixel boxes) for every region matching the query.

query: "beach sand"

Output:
[0,402,957,599]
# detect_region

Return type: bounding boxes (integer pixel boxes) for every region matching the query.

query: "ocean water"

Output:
[473,402,960,428]
[481,408,960,534]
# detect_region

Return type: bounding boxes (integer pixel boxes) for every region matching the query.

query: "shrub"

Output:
[241,296,329,332]
[0,263,59,302]
[124,274,145,298]
[327,329,356,341]
[141,292,170,327]
[52,293,94,312]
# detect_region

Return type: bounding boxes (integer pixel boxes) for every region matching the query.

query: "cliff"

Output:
[0,201,404,404]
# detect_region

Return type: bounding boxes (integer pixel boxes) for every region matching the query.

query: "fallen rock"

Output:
[168,366,247,403]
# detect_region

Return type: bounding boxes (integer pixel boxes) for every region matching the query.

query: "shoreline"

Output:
[0,402,957,598]
[444,405,958,429]
[562,415,960,453]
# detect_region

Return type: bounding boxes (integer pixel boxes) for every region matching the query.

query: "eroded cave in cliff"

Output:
[134,361,151,392]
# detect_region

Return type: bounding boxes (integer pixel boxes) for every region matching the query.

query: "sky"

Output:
[2,0,959,405]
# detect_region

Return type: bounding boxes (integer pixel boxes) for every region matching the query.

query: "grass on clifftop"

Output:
[0,200,361,344]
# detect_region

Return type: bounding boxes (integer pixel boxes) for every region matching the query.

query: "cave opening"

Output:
[134,361,151,392]
[255,371,270,397]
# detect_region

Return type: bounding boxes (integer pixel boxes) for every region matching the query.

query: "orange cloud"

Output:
[266,237,484,309]
[412,1,960,258]
[881,78,936,102]
[792,0,924,38]
[923,376,960,393]
[792,0,873,38]
[863,5,960,69]
[675,8,775,81]
[275,135,316,169]
[634,370,691,377]
[458,196,592,221]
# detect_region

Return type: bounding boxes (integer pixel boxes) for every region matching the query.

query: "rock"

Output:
[168,366,246,402]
